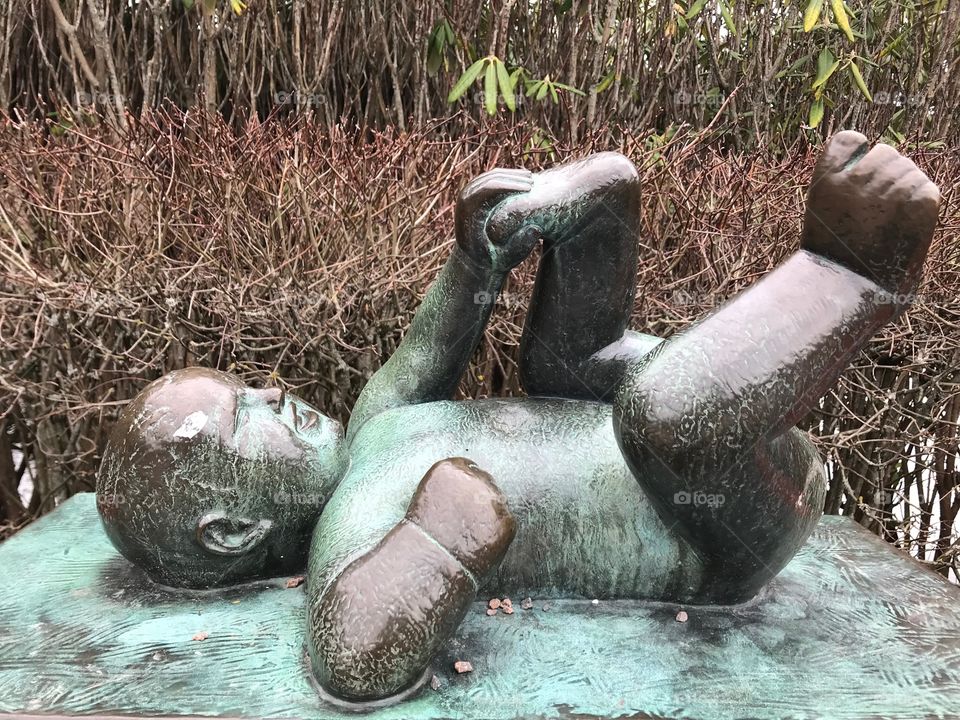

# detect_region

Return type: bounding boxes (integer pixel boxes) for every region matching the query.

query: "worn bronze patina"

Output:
[97,130,941,703]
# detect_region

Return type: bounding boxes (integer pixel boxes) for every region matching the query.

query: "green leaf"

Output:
[879,31,906,59]
[685,0,708,19]
[554,82,586,96]
[447,58,486,103]
[181,0,195,9]
[831,0,854,42]
[484,61,498,115]
[812,48,839,90]
[495,59,516,111]
[809,97,825,127]
[775,53,810,80]
[719,0,736,35]
[442,20,456,44]
[596,70,616,93]
[426,29,443,74]
[848,61,872,102]
[803,0,823,32]
[535,81,549,101]
[549,83,560,103]
[427,48,442,75]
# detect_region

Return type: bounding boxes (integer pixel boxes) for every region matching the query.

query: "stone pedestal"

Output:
[1,493,958,719]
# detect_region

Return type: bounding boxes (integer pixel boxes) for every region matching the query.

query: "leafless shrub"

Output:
[1,110,958,579]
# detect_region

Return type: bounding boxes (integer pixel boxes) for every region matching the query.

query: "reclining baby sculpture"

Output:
[97,130,940,703]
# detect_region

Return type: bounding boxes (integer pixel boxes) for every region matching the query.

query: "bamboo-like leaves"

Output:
[718,0,736,35]
[483,61,498,115]
[831,0,854,42]
[596,70,616,93]
[803,0,823,32]
[809,97,825,127]
[448,56,583,115]
[447,56,524,115]
[495,60,516,111]
[685,0,708,20]
[849,60,872,101]
[525,75,585,104]
[812,48,839,92]
[426,20,455,74]
[447,58,487,103]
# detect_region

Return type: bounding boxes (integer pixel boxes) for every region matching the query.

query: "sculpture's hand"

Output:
[455,168,542,273]
[801,130,940,305]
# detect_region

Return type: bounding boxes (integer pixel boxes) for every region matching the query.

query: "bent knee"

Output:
[308,581,428,702]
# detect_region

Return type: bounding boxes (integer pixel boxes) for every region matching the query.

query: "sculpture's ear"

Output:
[196,512,272,556]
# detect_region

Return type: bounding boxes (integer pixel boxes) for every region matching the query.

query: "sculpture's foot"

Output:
[308,458,515,703]
[488,151,639,248]
[801,130,940,305]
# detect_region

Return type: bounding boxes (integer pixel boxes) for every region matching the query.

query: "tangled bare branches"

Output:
[1,110,958,579]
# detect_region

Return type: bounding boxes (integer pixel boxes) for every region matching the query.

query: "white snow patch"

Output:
[173,411,208,439]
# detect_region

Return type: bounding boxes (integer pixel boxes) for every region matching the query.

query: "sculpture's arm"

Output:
[346,169,542,444]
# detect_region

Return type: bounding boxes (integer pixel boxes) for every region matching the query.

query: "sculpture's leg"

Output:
[518,152,651,400]
[613,131,940,603]
[307,458,515,702]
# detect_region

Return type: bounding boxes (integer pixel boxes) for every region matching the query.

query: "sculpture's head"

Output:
[97,368,346,589]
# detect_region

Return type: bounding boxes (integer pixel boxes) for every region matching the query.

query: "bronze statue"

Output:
[97,130,940,703]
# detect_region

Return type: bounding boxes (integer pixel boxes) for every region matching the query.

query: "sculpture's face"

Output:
[97,368,346,588]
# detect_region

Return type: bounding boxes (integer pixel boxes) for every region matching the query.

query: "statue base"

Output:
[1,494,958,719]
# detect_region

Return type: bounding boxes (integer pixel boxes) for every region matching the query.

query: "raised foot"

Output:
[406,457,516,579]
[802,130,941,305]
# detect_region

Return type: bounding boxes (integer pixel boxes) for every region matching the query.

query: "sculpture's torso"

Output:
[309,397,707,601]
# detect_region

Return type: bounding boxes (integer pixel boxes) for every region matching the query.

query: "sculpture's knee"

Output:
[613,362,714,485]
[614,363,826,602]
[308,523,474,701]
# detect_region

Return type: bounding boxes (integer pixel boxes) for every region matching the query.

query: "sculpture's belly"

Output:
[312,399,704,600]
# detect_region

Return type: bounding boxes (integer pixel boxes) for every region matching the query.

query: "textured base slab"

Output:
[1,494,959,720]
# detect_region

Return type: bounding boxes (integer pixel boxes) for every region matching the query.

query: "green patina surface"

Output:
[1,494,959,720]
